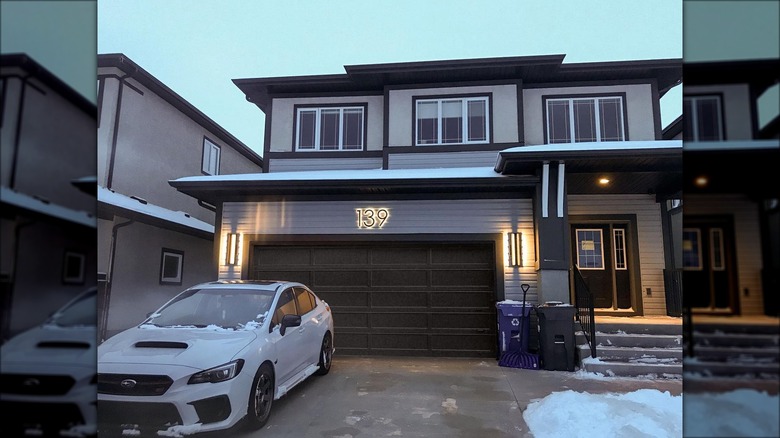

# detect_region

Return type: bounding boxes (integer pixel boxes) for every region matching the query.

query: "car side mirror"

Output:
[279,314,301,336]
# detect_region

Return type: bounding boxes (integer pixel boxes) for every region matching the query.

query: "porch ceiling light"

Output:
[598,177,610,185]
[225,233,241,266]
[695,176,708,187]
[508,232,523,267]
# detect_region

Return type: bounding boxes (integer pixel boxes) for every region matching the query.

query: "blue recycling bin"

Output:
[496,301,533,354]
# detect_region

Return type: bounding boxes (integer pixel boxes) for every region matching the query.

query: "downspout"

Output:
[1,220,35,340]
[8,74,32,190]
[100,219,134,341]
[106,62,138,190]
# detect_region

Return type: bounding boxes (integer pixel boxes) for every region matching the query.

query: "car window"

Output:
[147,288,274,329]
[294,287,315,315]
[272,289,297,326]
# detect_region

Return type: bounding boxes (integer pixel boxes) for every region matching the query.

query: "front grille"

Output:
[98,400,182,430]
[0,401,84,434]
[190,395,231,424]
[97,374,173,396]
[1,373,76,395]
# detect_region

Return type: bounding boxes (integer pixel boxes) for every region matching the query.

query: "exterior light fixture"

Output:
[225,233,241,266]
[598,177,610,185]
[695,176,708,187]
[508,232,523,267]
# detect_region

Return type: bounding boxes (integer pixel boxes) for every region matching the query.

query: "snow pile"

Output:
[684,390,779,437]
[523,389,682,438]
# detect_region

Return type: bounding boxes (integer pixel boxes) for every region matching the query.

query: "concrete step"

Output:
[683,358,780,378]
[691,322,780,335]
[594,322,682,336]
[596,332,682,349]
[580,357,682,377]
[578,344,683,361]
[692,345,780,361]
[692,332,779,348]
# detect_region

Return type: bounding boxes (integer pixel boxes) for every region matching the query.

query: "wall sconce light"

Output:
[225,233,240,266]
[508,232,522,267]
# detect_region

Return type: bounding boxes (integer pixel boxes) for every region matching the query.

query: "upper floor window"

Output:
[683,95,723,141]
[545,96,625,144]
[202,137,221,175]
[296,106,365,151]
[415,96,489,145]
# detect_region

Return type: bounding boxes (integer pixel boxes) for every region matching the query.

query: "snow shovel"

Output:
[498,284,540,369]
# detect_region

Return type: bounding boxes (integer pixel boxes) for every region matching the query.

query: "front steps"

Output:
[577,319,683,378]
[683,319,780,382]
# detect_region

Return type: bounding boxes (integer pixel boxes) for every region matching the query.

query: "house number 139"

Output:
[356,208,390,229]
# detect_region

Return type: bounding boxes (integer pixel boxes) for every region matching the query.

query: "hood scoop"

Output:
[134,341,188,349]
[37,341,90,349]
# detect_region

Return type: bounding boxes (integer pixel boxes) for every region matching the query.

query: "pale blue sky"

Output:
[3,1,778,155]
[96,0,685,154]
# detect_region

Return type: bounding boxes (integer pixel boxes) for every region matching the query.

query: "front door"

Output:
[683,216,738,314]
[571,222,634,311]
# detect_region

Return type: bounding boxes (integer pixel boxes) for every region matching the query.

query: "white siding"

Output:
[269,157,383,173]
[684,194,764,315]
[220,199,537,303]
[568,194,667,315]
[388,151,499,169]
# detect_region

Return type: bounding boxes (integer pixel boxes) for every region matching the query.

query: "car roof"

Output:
[191,280,300,291]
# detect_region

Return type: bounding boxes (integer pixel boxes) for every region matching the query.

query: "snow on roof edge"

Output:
[0,186,96,227]
[98,186,214,234]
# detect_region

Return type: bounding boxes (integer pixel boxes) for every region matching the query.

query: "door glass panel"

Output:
[710,228,725,271]
[613,228,627,270]
[576,229,604,270]
[682,229,702,270]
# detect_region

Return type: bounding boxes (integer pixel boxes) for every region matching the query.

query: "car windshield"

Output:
[144,288,275,330]
[48,289,97,327]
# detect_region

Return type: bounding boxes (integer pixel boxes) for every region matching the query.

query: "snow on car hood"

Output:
[0,324,96,368]
[98,325,258,370]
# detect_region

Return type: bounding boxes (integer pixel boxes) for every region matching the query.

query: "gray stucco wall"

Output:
[387,84,519,147]
[103,219,215,338]
[523,84,656,145]
[270,96,384,152]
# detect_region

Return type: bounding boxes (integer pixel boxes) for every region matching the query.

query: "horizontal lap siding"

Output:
[268,157,383,172]
[568,194,667,316]
[387,151,499,169]
[685,194,764,315]
[220,199,536,302]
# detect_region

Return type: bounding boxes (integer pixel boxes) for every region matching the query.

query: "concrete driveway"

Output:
[219,356,682,438]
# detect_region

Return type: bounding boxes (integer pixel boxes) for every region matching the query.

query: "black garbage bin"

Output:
[536,302,576,371]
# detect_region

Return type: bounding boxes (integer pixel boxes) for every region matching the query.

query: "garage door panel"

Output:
[430,292,492,308]
[251,270,311,285]
[430,313,495,330]
[431,247,494,265]
[372,270,428,287]
[338,332,368,349]
[313,291,369,308]
[254,248,311,266]
[314,270,370,287]
[371,248,429,265]
[313,248,368,265]
[431,270,493,287]
[370,291,428,307]
[370,333,428,350]
[335,312,369,328]
[370,313,428,329]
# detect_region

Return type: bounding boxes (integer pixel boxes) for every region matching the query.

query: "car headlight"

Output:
[188,359,244,384]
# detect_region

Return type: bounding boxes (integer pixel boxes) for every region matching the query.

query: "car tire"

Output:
[314,332,333,376]
[245,363,274,429]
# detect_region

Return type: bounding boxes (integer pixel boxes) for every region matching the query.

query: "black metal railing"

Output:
[683,303,694,358]
[663,269,683,317]
[573,266,597,358]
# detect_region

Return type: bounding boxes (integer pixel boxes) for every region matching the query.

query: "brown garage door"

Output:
[250,243,497,357]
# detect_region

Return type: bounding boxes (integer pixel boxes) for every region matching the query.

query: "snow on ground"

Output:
[523,388,779,438]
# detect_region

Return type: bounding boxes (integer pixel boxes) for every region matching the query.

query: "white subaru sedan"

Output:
[97,280,334,436]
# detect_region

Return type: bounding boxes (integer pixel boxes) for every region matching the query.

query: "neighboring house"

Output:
[96,54,263,340]
[0,54,97,341]
[681,59,780,317]
[170,55,683,359]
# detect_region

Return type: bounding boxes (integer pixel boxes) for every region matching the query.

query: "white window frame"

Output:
[710,228,726,271]
[576,228,605,270]
[613,228,627,270]
[415,96,490,146]
[682,228,703,271]
[684,95,724,141]
[202,138,221,175]
[295,106,364,151]
[545,96,626,144]
[160,248,184,285]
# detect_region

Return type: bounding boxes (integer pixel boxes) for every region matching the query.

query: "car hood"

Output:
[0,324,96,368]
[98,326,258,370]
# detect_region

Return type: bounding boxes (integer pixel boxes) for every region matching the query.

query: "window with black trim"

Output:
[63,251,85,284]
[683,95,723,141]
[576,229,605,270]
[296,106,364,151]
[545,96,625,144]
[202,138,221,175]
[415,96,489,145]
[160,248,184,285]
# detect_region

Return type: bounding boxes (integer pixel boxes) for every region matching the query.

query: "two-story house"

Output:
[0,54,97,341]
[682,59,779,318]
[96,54,263,340]
[170,55,682,359]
